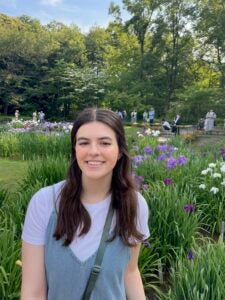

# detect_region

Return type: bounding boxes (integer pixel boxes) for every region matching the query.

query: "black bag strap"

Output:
[82,204,114,300]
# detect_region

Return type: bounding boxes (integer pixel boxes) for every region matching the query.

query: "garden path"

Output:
[191,135,225,148]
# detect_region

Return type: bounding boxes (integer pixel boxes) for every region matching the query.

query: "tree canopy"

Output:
[0,0,224,123]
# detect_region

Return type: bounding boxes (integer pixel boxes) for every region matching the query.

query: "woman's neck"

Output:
[81,177,111,204]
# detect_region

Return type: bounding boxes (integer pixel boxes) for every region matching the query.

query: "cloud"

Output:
[40,0,62,6]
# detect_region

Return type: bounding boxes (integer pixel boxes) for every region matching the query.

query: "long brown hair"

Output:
[54,108,144,246]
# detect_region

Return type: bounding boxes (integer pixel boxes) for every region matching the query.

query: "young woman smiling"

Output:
[21,108,150,300]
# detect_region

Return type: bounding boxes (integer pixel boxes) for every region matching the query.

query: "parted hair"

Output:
[54,107,144,246]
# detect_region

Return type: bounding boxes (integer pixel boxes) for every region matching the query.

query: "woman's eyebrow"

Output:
[76,136,112,141]
[77,137,89,141]
[99,137,112,140]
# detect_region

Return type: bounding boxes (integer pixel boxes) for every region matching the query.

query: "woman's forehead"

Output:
[76,121,116,138]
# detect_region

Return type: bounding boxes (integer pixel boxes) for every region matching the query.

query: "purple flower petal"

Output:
[187,249,194,260]
[177,156,188,165]
[183,203,196,213]
[144,145,153,155]
[163,178,173,185]
[166,157,178,169]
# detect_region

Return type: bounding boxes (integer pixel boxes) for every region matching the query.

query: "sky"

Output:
[0,0,126,32]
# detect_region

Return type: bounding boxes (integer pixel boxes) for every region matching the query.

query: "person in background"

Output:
[143,111,148,122]
[32,111,37,122]
[149,108,155,125]
[122,110,127,120]
[131,110,137,124]
[15,109,19,120]
[197,118,205,130]
[162,119,171,131]
[21,107,150,300]
[171,114,181,135]
[204,110,216,132]
[118,111,123,120]
[38,111,45,123]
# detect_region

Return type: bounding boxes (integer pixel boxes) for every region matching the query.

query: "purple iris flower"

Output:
[177,156,188,165]
[220,148,225,155]
[157,154,166,161]
[187,250,194,260]
[137,175,145,183]
[144,146,153,155]
[142,184,149,190]
[163,178,173,185]
[156,144,169,152]
[166,157,178,169]
[142,240,151,248]
[131,155,144,165]
[134,175,144,185]
[220,148,225,161]
[167,146,175,152]
[133,175,145,189]
[183,203,196,213]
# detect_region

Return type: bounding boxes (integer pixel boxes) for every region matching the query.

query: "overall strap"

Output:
[52,184,58,213]
[82,204,114,300]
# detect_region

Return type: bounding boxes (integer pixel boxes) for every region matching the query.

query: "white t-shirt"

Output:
[162,120,171,129]
[22,181,150,262]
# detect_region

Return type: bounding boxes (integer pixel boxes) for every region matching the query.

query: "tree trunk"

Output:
[3,102,9,115]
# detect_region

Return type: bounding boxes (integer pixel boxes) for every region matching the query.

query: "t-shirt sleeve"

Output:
[136,192,150,240]
[21,187,54,245]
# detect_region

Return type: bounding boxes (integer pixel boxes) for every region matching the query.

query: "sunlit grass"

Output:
[0,158,28,193]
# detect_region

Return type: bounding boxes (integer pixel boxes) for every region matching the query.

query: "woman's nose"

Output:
[89,143,100,155]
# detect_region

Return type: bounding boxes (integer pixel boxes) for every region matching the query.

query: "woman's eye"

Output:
[78,142,88,146]
[101,142,111,146]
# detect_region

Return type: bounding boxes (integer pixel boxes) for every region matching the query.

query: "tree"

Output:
[194,0,225,88]
[0,14,58,114]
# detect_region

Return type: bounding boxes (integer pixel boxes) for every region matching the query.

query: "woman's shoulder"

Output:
[28,180,65,215]
[22,180,65,245]
[136,191,148,204]
[135,191,150,239]
[135,191,149,213]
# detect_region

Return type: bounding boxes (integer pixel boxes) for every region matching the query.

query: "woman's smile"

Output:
[75,121,120,181]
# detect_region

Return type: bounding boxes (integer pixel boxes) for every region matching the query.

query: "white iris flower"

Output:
[210,187,219,194]
[199,184,206,189]
[212,173,222,178]
[208,163,216,168]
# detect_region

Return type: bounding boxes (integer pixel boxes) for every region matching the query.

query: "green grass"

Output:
[0,158,27,193]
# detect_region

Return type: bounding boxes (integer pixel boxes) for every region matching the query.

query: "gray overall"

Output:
[44,211,131,300]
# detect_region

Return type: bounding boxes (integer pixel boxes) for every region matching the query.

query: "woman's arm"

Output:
[21,241,47,300]
[124,244,146,300]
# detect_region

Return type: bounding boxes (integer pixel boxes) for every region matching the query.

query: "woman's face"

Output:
[75,121,120,182]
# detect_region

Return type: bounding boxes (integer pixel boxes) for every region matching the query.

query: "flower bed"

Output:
[0,129,225,299]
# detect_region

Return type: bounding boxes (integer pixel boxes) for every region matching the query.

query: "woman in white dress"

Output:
[204,110,216,131]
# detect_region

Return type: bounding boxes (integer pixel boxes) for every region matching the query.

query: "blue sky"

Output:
[0,0,126,32]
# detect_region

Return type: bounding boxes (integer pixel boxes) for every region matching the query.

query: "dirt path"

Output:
[191,135,225,148]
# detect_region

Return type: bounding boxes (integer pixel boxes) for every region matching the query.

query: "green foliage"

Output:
[0,188,8,208]
[139,245,167,298]
[1,2,225,121]
[168,88,225,123]
[21,155,68,189]
[144,185,199,266]
[0,154,68,298]
[0,213,21,299]
[0,132,70,160]
[195,159,225,235]
[167,238,225,300]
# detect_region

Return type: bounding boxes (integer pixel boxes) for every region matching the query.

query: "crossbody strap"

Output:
[82,204,114,300]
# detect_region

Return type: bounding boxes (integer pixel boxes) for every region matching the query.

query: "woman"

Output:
[204,110,216,132]
[21,108,150,300]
